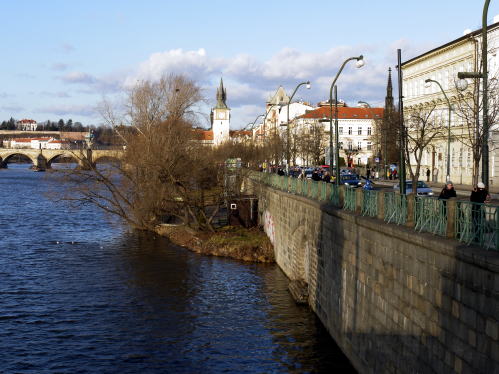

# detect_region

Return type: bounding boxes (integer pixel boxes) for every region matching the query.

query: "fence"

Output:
[249,171,499,252]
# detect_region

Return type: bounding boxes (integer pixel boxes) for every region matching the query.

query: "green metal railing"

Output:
[361,189,378,217]
[455,201,499,251]
[414,196,447,236]
[330,184,340,207]
[320,182,328,201]
[309,180,319,199]
[384,192,407,225]
[344,186,356,212]
[289,177,298,194]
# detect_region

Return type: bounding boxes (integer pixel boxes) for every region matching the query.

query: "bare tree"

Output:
[54,74,231,232]
[404,104,444,192]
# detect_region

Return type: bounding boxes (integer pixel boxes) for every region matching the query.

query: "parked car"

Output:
[393,181,434,196]
[341,174,362,187]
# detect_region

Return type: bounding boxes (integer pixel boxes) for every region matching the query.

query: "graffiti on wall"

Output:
[263,210,275,245]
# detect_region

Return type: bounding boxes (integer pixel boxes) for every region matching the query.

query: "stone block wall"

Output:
[247,179,498,374]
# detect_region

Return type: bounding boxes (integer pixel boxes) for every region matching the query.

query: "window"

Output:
[367,141,372,150]
[348,127,352,135]
[357,142,362,150]
[367,127,372,135]
[348,141,353,150]
[357,158,362,166]
[339,142,344,149]
[339,127,343,135]
[358,127,362,135]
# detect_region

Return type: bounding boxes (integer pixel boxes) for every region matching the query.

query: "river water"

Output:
[0,164,355,373]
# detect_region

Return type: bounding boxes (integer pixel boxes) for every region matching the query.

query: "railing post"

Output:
[339,185,345,207]
[355,188,363,214]
[377,191,385,220]
[406,194,415,228]
[446,198,457,238]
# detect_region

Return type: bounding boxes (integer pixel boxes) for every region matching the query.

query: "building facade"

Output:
[401,20,499,185]
[296,105,383,166]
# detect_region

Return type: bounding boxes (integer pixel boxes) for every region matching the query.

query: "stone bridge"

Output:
[0,147,124,169]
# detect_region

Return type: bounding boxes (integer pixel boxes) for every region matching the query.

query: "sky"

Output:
[1,0,499,129]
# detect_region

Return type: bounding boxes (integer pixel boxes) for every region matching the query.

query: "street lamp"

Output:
[285,81,310,172]
[245,113,265,130]
[425,78,452,182]
[329,55,365,185]
[457,0,491,188]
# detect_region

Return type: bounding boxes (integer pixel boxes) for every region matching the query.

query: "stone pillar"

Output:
[377,190,385,220]
[446,198,457,238]
[339,185,345,207]
[355,188,363,214]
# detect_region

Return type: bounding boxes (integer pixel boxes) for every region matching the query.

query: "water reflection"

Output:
[0,164,355,373]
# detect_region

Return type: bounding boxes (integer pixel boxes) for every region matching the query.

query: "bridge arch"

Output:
[93,155,122,165]
[1,152,39,166]
[46,152,81,168]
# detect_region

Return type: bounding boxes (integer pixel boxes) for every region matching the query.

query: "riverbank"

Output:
[155,224,275,263]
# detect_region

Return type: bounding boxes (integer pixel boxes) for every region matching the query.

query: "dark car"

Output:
[340,174,362,187]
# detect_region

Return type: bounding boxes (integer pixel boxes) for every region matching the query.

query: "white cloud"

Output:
[54,41,432,127]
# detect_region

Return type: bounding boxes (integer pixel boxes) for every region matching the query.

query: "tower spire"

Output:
[385,67,394,111]
[215,77,228,109]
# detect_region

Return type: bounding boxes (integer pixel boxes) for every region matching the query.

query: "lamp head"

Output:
[306,81,311,89]
[355,55,365,68]
[457,78,468,91]
[424,79,432,88]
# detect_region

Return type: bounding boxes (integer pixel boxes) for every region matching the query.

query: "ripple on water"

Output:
[0,165,356,373]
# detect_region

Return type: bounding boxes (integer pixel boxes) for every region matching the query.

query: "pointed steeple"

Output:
[385,68,394,112]
[215,78,228,109]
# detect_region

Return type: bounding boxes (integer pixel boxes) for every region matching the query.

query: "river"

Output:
[0,163,355,373]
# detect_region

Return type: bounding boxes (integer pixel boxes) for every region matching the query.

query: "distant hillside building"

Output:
[17,119,37,131]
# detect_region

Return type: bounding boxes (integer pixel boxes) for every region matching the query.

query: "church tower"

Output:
[211,78,230,146]
[384,67,394,113]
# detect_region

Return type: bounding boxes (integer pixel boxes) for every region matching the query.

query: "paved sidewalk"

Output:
[374,178,499,201]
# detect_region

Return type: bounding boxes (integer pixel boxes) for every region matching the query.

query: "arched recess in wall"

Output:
[289,222,311,283]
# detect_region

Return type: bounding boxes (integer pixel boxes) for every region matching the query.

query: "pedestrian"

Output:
[375,170,379,180]
[366,168,371,179]
[470,182,490,242]
[470,182,490,204]
[323,171,331,183]
[392,169,398,179]
[439,181,457,200]
[312,169,321,181]
[426,168,430,182]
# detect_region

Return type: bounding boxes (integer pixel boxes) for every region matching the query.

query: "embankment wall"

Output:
[245,180,498,373]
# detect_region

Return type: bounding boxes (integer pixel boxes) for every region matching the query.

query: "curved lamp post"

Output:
[457,0,491,188]
[425,78,452,182]
[283,81,310,171]
[329,56,365,185]
[245,113,265,131]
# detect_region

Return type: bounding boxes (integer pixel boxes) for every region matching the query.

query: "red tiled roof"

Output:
[18,119,36,124]
[12,137,51,142]
[193,129,214,141]
[299,106,384,120]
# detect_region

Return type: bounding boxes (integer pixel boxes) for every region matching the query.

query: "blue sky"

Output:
[1,0,498,129]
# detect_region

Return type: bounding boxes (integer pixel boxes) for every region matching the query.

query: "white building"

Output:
[16,119,37,131]
[401,18,499,185]
[296,104,383,166]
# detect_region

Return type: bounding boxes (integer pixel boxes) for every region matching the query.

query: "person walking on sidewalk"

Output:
[426,168,430,182]
[439,181,457,200]
[470,182,491,243]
